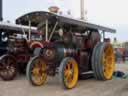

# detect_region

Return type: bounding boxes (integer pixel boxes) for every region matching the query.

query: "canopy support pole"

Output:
[45,19,48,41]
[49,21,58,41]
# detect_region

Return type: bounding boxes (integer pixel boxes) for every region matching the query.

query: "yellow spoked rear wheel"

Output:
[26,56,47,86]
[59,57,79,89]
[102,44,114,79]
[92,42,115,80]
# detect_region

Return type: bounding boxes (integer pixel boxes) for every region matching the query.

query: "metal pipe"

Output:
[0,0,2,21]
[80,0,84,20]
[45,19,48,41]
[103,31,105,41]
[28,20,31,41]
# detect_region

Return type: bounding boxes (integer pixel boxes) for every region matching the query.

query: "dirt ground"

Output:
[0,64,128,96]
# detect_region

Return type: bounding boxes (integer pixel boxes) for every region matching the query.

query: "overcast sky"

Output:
[3,0,128,42]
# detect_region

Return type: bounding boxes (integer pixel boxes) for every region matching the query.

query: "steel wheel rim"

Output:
[31,58,47,85]
[64,59,78,88]
[102,44,114,79]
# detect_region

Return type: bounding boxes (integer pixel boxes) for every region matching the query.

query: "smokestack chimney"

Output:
[80,0,87,20]
[0,0,2,21]
[80,0,84,19]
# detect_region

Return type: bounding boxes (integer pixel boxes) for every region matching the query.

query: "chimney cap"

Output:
[48,6,59,13]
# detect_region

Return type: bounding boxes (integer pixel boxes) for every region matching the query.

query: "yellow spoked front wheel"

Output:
[26,56,47,86]
[59,57,79,89]
[92,42,115,80]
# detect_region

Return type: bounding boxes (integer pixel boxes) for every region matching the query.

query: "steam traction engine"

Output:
[0,22,44,80]
[16,11,115,89]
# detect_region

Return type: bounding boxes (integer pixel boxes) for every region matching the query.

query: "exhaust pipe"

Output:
[0,0,2,42]
[0,0,2,21]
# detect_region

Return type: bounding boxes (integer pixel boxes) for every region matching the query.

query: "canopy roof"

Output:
[0,22,37,34]
[16,11,116,33]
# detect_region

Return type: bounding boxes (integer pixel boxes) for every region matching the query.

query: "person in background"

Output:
[122,49,126,63]
[115,48,121,63]
[122,49,128,63]
[114,48,118,63]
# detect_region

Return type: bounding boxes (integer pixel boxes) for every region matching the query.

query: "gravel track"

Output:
[0,63,128,96]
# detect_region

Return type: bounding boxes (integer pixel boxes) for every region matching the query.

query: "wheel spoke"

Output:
[7,57,10,65]
[67,63,70,70]
[32,68,40,76]
[64,71,70,79]
[1,59,6,67]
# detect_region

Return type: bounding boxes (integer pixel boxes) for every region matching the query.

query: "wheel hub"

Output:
[32,68,40,76]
